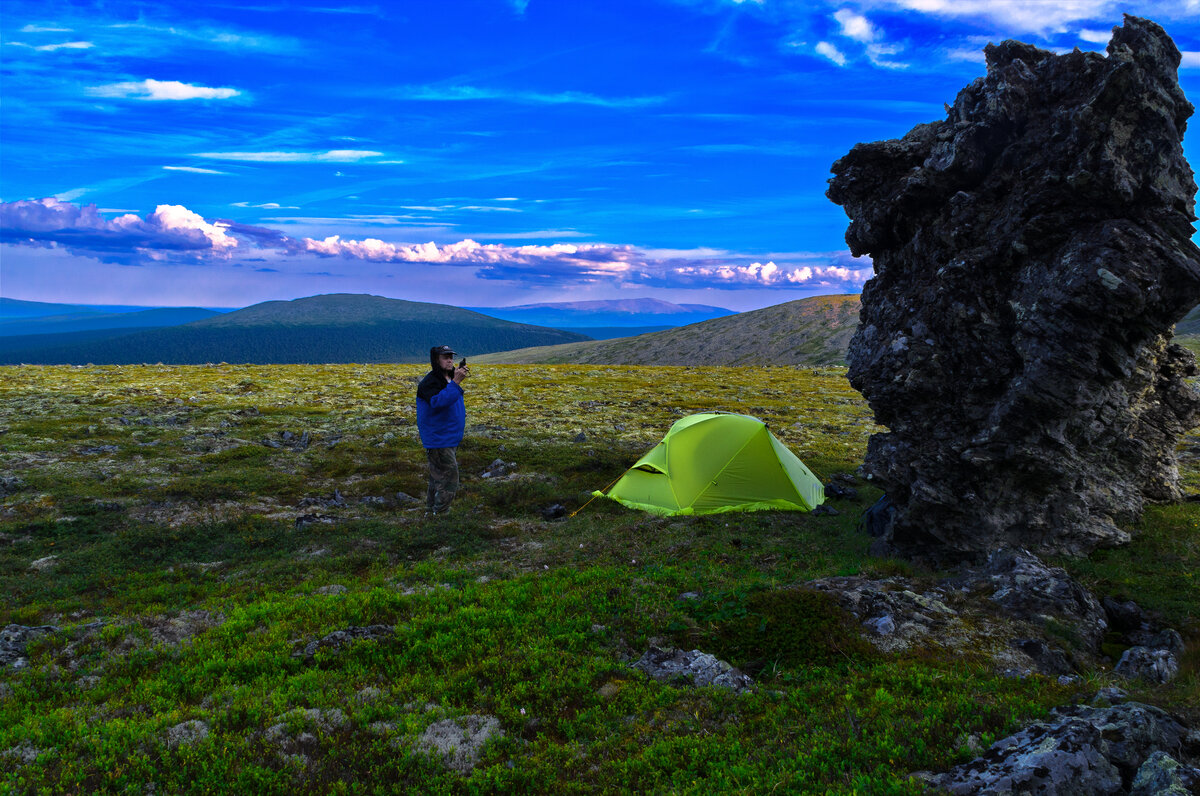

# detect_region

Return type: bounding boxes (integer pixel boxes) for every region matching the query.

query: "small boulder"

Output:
[414,715,504,775]
[632,646,754,694]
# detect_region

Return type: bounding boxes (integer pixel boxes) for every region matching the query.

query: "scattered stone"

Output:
[1093,687,1130,706]
[824,481,860,501]
[1115,645,1181,684]
[1131,750,1200,795]
[313,584,348,596]
[166,720,210,750]
[480,459,517,479]
[295,514,337,531]
[811,504,840,516]
[573,432,587,443]
[145,610,225,646]
[631,646,754,693]
[355,687,384,703]
[983,549,1108,651]
[829,17,1200,561]
[293,625,394,662]
[0,476,25,497]
[1011,638,1073,676]
[28,555,59,572]
[1,743,43,765]
[414,715,504,775]
[540,503,566,520]
[0,624,57,668]
[299,490,346,508]
[394,491,419,504]
[922,701,1192,795]
[78,445,119,455]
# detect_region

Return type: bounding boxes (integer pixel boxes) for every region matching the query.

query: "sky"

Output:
[2,1,1199,312]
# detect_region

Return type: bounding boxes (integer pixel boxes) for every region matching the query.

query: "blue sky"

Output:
[2,0,1199,311]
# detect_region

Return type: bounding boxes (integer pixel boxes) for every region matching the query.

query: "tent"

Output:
[596,412,824,516]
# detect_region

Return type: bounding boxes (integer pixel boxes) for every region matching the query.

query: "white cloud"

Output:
[21,25,73,32]
[163,166,229,175]
[192,150,384,163]
[672,260,871,287]
[398,85,664,108]
[1182,51,1200,70]
[834,9,878,42]
[1078,27,1111,43]
[8,40,94,52]
[879,0,1111,34]
[815,41,848,66]
[88,79,240,101]
[867,42,908,69]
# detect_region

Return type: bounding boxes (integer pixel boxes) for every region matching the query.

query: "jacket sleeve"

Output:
[427,381,462,409]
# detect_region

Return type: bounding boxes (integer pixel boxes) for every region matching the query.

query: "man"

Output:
[416,344,469,514]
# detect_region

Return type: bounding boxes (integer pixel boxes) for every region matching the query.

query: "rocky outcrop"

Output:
[632,646,755,693]
[921,698,1200,795]
[828,16,1200,561]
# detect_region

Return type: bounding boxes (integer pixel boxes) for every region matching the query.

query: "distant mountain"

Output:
[467,298,735,329]
[474,294,862,366]
[0,307,222,336]
[0,293,590,365]
[0,298,157,319]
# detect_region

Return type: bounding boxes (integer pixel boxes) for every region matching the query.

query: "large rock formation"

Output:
[827,16,1200,561]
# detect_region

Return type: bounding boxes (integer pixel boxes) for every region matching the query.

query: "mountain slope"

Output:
[0,307,221,336]
[474,294,861,366]
[0,294,589,365]
[467,298,734,329]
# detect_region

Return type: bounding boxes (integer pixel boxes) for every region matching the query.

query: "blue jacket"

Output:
[416,371,465,448]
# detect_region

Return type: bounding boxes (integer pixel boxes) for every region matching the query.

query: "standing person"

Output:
[416,344,469,515]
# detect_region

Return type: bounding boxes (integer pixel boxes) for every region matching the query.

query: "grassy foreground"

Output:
[1,364,1196,794]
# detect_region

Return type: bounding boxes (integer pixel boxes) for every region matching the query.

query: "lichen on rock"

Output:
[828,16,1200,561]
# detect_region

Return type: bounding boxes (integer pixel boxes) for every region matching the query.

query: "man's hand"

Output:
[453,364,470,383]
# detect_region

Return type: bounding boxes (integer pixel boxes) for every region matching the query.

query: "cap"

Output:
[431,344,456,356]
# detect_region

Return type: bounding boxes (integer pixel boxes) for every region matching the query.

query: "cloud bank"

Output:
[0,198,871,292]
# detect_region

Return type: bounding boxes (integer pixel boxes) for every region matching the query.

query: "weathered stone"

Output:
[631,646,754,693]
[414,715,504,775]
[1131,750,1200,795]
[1116,645,1181,684]
[828,16,1200,561]
[1,624,57,668]
[166,720,210,749]
[292,624,394,662]
[28,555,59,572]
[983,549,1108,651]
[924,701,1191,795]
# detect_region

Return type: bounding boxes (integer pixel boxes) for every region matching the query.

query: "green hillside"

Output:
[475,294,862,366]
[0,294,588,365]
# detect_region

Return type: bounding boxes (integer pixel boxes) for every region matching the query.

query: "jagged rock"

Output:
[1131,750,1200,795]
[631,646,754,693]
[1,624,58,668]
[828,16,1200,561]
[923,701,1193,795]
[414,715,504,775]
[983,549,1108,651]
[292,625,394,662]
[1116,645,1181,684]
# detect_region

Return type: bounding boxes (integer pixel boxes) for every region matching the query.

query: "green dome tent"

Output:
[596,412,824,516]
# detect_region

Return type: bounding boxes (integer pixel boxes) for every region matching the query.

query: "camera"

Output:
[459,358,467,369]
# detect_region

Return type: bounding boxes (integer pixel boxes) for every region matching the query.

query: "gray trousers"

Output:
[425,446,459,512]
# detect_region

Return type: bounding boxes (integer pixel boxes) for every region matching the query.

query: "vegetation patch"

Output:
[1,363,1196,792]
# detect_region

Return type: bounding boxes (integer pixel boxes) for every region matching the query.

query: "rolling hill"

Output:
[0,294,590,365]
[474,294,862,366]
[466,298,735,330]
[0,306,222,337]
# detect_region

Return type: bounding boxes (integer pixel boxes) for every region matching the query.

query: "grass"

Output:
[1,363,1197,794]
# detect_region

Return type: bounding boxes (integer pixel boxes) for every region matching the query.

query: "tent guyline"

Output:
[581,412,825,517]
